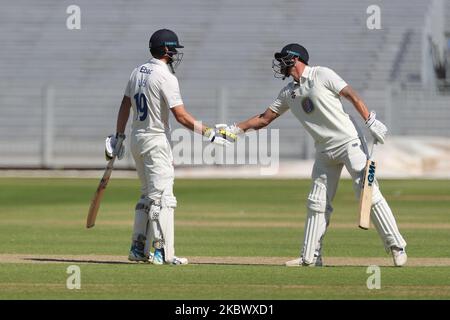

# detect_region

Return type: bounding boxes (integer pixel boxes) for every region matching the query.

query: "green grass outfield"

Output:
[0,177,449,299]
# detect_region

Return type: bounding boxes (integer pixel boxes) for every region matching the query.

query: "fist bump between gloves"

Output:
[106,124,243,161]
[204,124,241,146]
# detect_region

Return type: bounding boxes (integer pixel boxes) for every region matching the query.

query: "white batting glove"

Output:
[105,133,125,160]
[226,123,244,136]
[204,124,237,146]
[365,112,387,144]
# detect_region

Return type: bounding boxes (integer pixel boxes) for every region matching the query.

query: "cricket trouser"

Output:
[130,133,177,261]
[301,138,407,264]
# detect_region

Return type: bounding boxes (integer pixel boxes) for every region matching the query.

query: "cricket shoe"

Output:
[285,255,323,267]
[391,246,407,267]
[147,251,154,264]
[128,246,149,262]
[152,248,165,265]
[170,256,189,265]
[152,249,188,265]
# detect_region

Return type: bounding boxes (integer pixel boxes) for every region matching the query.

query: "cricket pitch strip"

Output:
[1,254,450,267]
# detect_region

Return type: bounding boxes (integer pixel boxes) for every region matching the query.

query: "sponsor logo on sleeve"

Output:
[139,66,152,74]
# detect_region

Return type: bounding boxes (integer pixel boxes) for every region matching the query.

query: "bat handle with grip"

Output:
[368,141,376,160]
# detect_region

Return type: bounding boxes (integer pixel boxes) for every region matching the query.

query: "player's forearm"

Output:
[352,99,370,121]
[116,96,131,134]
[175,112,209,135]
[340,86,370,121]
[171,105,210,135]
[237,115,270,132]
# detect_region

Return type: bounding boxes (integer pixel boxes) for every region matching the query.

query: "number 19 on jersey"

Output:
[134,93,148,121]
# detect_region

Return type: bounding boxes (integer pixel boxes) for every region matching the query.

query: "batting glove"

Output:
[105,133,126,160]
[365,111,387,144]
[204,124,237,146]
[226,123,244,136]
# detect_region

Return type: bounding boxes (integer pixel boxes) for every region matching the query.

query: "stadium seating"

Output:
[0,0,448,167]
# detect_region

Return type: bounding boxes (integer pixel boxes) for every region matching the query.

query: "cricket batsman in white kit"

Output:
[105,29,235,265]
[227,43,407,267]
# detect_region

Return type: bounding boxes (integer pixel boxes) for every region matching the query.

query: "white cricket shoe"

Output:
[170,256,189,265]
[285,255,323,267]
[391,246,407,267]
[152,249,188,265]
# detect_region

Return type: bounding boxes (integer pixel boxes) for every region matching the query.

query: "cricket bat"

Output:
[86,136,124,228]
[358,143,376,230]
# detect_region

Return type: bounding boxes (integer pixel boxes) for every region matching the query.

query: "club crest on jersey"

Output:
[301,97,314,113]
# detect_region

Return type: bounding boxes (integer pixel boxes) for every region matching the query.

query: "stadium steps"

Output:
[0,0,447,167]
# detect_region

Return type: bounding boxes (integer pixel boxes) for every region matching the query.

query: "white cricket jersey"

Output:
[269,65,359,152]
[124,58,183,136]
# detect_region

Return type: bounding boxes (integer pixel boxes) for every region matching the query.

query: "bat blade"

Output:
[359,159,376,230]
[86,158,115,228]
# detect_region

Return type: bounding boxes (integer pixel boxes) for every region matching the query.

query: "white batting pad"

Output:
[371,198,407,252]
[132,196,150,242]
[302,210,327,264]
[159,194,177,262]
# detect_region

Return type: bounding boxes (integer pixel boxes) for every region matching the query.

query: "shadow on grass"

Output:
[24,258,136,265]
